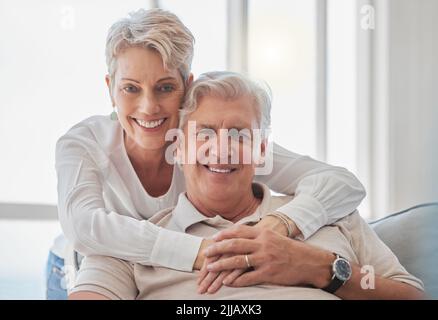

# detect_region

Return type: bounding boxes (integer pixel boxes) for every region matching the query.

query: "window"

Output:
[160,0,227,77]
[248,0,317,158]
[0,0,156,205]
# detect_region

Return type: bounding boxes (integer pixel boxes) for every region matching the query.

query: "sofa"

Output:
[370,202,438,299]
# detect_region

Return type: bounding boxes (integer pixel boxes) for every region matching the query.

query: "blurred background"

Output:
[0,0,437,299]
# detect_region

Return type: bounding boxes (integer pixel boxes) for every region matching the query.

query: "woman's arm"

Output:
[56,137,203,272]
[255,143,366,239]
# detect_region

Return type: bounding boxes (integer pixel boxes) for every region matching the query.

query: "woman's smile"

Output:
[130,116,168,133]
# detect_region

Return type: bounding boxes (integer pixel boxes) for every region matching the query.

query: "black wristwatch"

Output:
[322,254,352,294]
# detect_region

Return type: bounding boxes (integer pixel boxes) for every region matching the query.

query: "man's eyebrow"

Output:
[197,124,217,130]
[197,124,251,131]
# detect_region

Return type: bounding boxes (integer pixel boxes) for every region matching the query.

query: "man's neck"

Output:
[187,184,262,223]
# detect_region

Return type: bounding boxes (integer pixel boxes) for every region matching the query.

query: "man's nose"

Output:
[139,90,160,114]
[210,135,236,163]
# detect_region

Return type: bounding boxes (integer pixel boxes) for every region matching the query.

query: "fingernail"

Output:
[213,232,221,240]
[222,279,229,285]
[207,264,214,271]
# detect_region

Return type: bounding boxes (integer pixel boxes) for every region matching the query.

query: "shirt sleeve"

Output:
[56,136,202,272]
[254,143,366,239]
[340,212,424,291]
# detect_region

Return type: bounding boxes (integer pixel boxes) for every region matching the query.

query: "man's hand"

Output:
[195,215,301,294]
[197,254,246,294]
[204,226,334,288]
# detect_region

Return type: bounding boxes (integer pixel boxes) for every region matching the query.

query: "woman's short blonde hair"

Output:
[180,71,272,134]
[105,8,194,86]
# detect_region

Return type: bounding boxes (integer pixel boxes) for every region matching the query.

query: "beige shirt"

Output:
[71,183,423,300]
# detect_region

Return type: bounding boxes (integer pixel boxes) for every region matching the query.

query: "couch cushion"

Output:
[370,203,438,299]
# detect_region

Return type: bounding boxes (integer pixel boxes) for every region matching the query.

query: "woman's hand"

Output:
[204,225,334,288]
[193,239,214,270]
[254,212,302,238]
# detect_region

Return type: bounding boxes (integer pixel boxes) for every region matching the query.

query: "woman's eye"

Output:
[158,84,175,93]
[123,85,139,93]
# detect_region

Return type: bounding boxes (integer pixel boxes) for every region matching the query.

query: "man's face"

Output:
[181,95,263,204]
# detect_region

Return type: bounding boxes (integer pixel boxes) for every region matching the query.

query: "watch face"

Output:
[334,258,352,281]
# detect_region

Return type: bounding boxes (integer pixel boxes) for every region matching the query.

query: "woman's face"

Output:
[107,46,189,151]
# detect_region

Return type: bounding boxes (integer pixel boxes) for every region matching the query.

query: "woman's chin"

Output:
[135,136,168,151]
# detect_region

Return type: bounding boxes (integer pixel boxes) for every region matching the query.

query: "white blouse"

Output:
[56,115,366,271]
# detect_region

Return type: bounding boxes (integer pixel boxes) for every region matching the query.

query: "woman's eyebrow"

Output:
[157,76,178,82]
[121,76,178,83]
[121,77,141,83]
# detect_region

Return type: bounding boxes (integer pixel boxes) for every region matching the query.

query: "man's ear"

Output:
[105,75,115,106]
[260,139,267,157]
[254,138,267,166]
[175,143,184,167]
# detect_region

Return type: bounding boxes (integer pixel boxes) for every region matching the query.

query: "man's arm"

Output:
[68,255,138,300]
[204,226,425,299]
[69,291,110,300]
[304,251,425,299]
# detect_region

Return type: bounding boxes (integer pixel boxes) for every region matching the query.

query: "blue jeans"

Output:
[46,251,68,300]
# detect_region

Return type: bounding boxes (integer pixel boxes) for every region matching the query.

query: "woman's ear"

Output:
[105,75,115,106]
[186,73,194,87]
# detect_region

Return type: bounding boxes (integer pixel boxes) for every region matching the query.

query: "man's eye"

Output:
[228,129,251,142]
[196,128,216,138]
[123,85,139,93]
[158,84,175,93]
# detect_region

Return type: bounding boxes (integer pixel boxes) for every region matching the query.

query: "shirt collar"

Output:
[172,183,273,232]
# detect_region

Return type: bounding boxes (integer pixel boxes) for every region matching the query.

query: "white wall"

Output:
[385,0,438,212]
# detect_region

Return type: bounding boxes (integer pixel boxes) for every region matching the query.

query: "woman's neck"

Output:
[124,133,169,173]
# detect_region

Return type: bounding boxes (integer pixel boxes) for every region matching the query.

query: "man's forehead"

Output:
[189,95,258,129]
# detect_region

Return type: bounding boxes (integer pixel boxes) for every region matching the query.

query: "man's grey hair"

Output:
[180,71,272,134]
[105,8,194,88]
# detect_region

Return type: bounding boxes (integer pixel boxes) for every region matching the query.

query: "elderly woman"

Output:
[49,8,366,298]
[69,71,423,300]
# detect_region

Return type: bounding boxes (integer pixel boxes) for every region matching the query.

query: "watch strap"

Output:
[322,275,345,293]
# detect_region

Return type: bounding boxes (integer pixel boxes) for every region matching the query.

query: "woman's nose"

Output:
[139,91,160,114]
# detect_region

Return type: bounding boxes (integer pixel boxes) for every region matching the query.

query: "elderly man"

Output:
[69,72,424,300]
